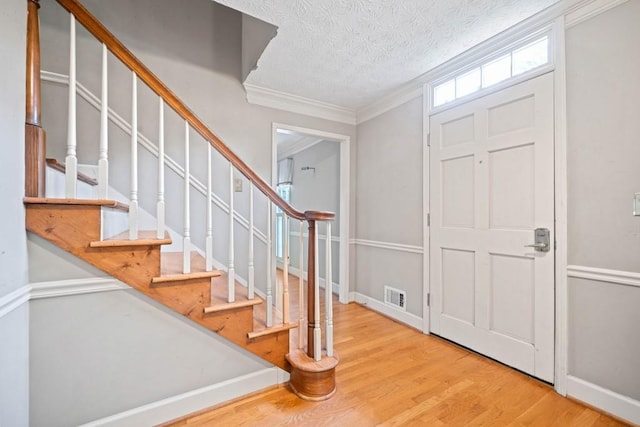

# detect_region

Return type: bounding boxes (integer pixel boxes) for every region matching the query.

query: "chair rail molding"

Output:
[567,265,640,288]
[0,285,31,319]
[350,238,423,255]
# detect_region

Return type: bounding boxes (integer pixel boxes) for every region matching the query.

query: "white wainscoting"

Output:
[567,376,640,425]
[79,369,282,427]
[567,265,640,288]
[566,265,640,425]
[17,277,286,426]
[0,285,30,319]
[350,238,424,255]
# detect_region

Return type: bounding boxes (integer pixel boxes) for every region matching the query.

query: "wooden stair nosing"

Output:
[203,298,262,314]
[248,322,299,340]
[24,197,129,212]
[90,230,172,248]
[152,270,221,284]
[46,158,99,186]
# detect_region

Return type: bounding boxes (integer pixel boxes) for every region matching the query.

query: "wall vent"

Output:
[384,286,406,311]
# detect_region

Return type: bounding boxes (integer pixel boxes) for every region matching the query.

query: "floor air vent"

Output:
[384,286,406,311]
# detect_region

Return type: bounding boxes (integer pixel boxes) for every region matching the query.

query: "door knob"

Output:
[525,228,550,252]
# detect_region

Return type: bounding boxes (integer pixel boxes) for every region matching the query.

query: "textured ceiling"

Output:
[217,0,560,109]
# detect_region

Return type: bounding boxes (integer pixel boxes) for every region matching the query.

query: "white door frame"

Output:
[271,123,351,304]
[421,18,568,394]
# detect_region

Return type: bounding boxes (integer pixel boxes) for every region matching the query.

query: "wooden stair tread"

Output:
[24,197,129,212]
[203,298,262,314]
[46,158,98,186]
[248,322,298,340]
[90,230,172,248]
[152,251,221,284]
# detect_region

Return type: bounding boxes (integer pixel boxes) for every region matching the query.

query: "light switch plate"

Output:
[634,193,640,216]
[234,178,243,192]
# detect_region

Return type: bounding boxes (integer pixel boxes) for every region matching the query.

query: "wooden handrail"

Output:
[54,0,333,223]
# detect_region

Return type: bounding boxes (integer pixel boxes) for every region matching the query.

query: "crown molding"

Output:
[355,0,625,124]
[244,84,356,125]
[356,86,423,125]
[565,0,628,27]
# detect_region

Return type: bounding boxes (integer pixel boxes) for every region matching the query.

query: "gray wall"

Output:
[286,141,341,284]
[566,0,640,401]
[355,96,424,316]
[38,0,356,295]
[0,0,30,425]
[30,290,270,427]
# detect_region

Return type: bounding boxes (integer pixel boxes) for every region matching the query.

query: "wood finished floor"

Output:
[166,298,630,426]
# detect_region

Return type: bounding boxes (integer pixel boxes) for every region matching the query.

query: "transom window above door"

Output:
[433,35,550,108]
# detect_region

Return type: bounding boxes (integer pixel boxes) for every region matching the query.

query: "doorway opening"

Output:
[271,123,350,304]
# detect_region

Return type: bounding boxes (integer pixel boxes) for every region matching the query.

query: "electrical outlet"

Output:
[634,193,640,216]
[234,178,243,192]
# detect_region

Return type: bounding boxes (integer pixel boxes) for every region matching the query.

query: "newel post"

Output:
[25,0,46,197]
[286,212,338,402]
[306,219,317,359]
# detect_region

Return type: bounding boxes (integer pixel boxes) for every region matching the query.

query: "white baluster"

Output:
[248,182,255,299]
[98,43,108,199]
[205,144,213,271]
[227,163,235,302]
[157,99,165,239]
[325,221,334,357]
[314,227,321,361]
[183,121,191,273]
[266,202,273,327]
[65,14,77,198]
[298,220,305,349]
[128,72,138,240]
[282,215,290,323]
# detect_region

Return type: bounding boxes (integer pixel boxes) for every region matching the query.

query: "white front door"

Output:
[429,73,555,382]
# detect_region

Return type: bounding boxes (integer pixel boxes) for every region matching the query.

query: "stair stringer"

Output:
[25,201,292,371]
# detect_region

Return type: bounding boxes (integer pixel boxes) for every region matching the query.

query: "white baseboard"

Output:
[567,375,640,425]
[353,292,423,330]
[0,285,30,318]
[79,368,281,427]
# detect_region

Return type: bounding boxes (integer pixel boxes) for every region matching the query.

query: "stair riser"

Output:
[202,307,290,371]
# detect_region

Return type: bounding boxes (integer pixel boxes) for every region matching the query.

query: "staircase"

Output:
[24,0,338,403]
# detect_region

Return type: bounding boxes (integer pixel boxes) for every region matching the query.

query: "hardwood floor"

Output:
[166,298,630,426]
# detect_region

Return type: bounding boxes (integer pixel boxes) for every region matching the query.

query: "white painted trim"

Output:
[351,238,424,255]
[353,292,423,330]
[41,71,268,245]
[0,285,30,318]
[357,86,422,125]
[567,376,640,425]
[567,266,640,288]
[246,84,356,125]
[355,0,622,124]
[565,0,629,28]
[277,137,325,161]
[30,277,129,299]
[422,82,431,335]
[290,230,340,243]
[272,123,351,304]
[553,16,569,397]
[79,368,281,427]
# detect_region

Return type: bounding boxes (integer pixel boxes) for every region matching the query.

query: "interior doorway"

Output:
[271,123,350,304]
